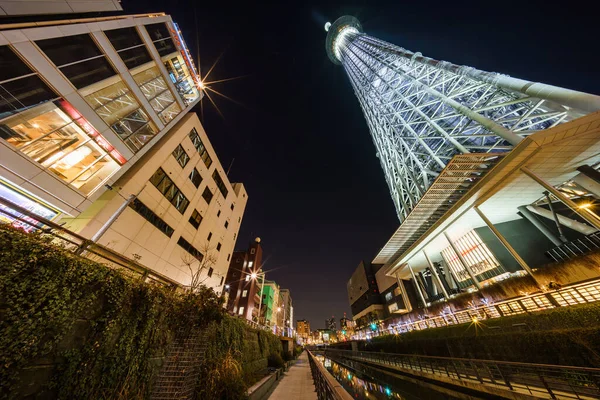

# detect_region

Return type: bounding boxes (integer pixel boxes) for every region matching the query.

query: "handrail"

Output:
[324,349,600,399]
[0,196,180,288]
[306,350,353,400]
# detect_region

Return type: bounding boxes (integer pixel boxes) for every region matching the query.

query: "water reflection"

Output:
[315,355,455,400]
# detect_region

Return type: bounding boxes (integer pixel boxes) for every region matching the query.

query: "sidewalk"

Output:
[266,352,317,400]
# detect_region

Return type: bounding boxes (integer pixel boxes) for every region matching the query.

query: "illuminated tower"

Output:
[325,16,600,222]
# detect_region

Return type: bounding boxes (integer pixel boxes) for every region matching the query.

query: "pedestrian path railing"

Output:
[358,278,600,338]
[0,196,180,288]
[324,349,600,400]
[546,232,600,262]
[307,350,353,400]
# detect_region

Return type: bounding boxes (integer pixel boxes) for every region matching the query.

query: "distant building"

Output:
[280,289,293,337]
[296,319,310,341]
[347,261,386,329]
[261,280,280,328]
[325,316,337,331]
[224,238,263,322]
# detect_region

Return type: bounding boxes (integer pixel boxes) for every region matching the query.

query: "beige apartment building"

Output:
[62,113,247,291]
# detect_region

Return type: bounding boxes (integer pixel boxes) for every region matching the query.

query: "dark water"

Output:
[317,355,458,400]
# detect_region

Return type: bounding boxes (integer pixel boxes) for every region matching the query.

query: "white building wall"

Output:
[61,113,247,292]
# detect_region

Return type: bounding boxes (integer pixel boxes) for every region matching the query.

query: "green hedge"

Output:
[0,225,282,399]
[358,303,600,367]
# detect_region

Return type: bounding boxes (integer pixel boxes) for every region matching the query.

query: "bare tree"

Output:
[181,242,219,292]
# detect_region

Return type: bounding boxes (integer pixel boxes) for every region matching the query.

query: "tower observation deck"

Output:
[325,16,600,222]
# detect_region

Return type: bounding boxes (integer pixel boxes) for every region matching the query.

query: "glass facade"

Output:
[0,179,58,232]
[37,34,158,153]
[441,230,505,288]
[132,64,181,124]
[188,128,212,168]
[149,168,190,214]
[146,22,199,105]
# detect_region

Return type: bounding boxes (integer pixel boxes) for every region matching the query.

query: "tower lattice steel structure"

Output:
[325,16,600,222]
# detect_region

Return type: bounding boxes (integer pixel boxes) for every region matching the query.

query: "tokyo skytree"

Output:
[325,16,600,222]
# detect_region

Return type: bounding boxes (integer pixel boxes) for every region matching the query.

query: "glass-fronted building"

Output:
[0,13,201,220]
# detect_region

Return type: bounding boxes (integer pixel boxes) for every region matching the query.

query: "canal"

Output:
[316,355,459,400]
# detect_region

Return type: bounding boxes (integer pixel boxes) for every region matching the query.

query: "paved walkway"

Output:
[267,352,317,400]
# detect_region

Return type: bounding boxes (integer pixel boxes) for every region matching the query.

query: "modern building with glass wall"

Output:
[0,12,202,222]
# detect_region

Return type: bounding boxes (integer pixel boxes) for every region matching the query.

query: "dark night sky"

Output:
[125,0,600,329]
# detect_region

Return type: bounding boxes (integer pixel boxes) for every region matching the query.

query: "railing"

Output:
[306,350,353,400]
[546,232,600,262]
[0,196,180,288]
[355,278,600,338]
[324,349,600,400]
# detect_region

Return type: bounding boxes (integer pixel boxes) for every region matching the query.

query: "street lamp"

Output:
[249,271,266,325]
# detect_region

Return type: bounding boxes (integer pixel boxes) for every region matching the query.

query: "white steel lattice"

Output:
[326,16,600,222]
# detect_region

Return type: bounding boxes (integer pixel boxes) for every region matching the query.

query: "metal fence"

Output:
[307,350,353,400]
[0,196,180,288]
[325,349,600,400]
[546,232,600,262]
[355,278,600,338]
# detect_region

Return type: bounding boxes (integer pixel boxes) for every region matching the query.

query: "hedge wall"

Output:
[357,303,600,367]
[0,225,282,400]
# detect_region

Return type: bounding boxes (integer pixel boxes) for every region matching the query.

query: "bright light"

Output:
[370,323,377,331]
[472,317,478,323]
[277,307,281,312]
[333,26,359,60]
[324,22,331,32]
[198,80,205,89]
[225,284,230,289]
[251,272,257,279]
[579,203,592,209]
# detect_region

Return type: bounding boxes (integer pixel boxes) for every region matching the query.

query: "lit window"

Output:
[238,306,244,315]
[172,144,190,168]
[242,290,248,297]
[188,209,202,229]
[132,64,181,123]
[385,292,393,302]
[388,303,399,313]
[250,249,255,255]
[248,261,253,267]
[245,275,250,282]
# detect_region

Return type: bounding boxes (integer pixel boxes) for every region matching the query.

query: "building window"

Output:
[212,170,228,198]
[149,168,190,214]
[227,254,230,262]
[208,267,213,277]
[177,236,203,261]
[248,261,253,268]
[217,210,221,217]
[224,221,229,229]
[36,35,158,153]
[189,168,202,188]
[388,303,399,313]
[385,292,393,302]
[238,217,241,223]
[105,27,152,69]
[242,290,248,297]
[0,48,121,195]
[189,209,202,229]
[238,306,244,315]
[129,198,174,237]
[172,144,190,167]
[220,276,224,286]
[233,233,236,240]
[132,64,181,123]
[231,204,235,211]
[250,249,255,255]
[216,242,222,252]
[202,187,213,204]
[245,275,250,282]
[207,232,212,241]
[188,129,212,168]
[147,22,200,105]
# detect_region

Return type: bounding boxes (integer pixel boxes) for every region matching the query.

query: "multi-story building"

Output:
[0,13,202,225]
[0,0,123,15]
[261,280,280,328]
[224,238,263,322]
[0,12,247,292]
[325,316,336,331]
[63,113,247,291]
[279,288,293,337]
[296,319,310,341]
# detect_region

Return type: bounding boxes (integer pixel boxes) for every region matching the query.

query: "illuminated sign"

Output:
[0,180,58,232]
[171,22,202,89]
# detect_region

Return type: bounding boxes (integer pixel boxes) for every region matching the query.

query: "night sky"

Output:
[125,0,600,329]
